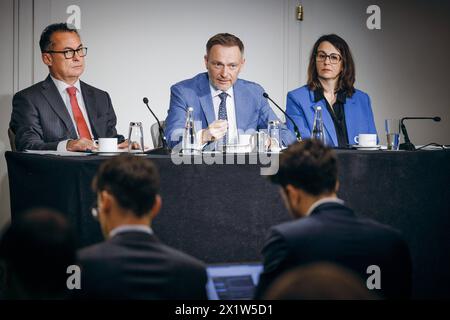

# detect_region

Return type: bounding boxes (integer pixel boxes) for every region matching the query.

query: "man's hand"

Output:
[66,138,97,152]
[201,120,228,144]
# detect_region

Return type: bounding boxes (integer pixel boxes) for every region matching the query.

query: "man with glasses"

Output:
[10,22,125,151]
[77,155,207,299]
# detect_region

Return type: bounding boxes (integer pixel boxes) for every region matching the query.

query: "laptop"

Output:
[206,262,263,300]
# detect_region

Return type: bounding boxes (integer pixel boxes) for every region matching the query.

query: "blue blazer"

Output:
[164,72,296,148]
[286,85,377,147]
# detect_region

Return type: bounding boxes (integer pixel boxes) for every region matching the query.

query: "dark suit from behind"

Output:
[255,202,412,299]
[10,75,122,151]
[77,231,207,299]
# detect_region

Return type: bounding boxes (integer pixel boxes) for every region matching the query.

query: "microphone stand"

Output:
[263,93,302,141]
[399,117,441,151]
[142,97,170,154]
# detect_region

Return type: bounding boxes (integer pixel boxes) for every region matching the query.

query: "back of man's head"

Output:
[92,155,160,217]
[265,263,379,300]
[270,139,338,195]
[0,208,76,299]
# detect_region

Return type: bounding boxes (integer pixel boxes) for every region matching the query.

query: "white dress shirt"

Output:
[305,197,345,216]
[50,76,94,151]
[109,224,154,238]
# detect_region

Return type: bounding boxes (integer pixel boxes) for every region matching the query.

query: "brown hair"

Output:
[307,34,355,96]
[92,155,160,217]
[206,33,244,56]
[265,263,379,300]
[269,139,338,196]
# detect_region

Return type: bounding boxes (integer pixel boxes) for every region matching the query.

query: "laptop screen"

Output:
[206,263,263,300]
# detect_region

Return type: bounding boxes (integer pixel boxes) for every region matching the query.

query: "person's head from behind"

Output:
[307,34,355,96]
[204,33,245,91]
[270,139,338,218]
[265,263,379,300]
[0,208,76,299]
[92,155,161,238]
[40,22,86,84]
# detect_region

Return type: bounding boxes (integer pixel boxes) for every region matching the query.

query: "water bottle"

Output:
[268,120,281,152]
[182,107,198,154]
[311,106,326,144]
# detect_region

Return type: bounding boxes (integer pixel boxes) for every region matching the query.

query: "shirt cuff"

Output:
[197,129,207,150]
[57,140,70,151]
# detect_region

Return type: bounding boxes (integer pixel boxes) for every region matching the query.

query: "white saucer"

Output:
[353,145,382,150]
[92,149,144,156]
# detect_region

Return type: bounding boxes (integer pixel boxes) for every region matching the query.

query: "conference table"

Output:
[5,149,450,299]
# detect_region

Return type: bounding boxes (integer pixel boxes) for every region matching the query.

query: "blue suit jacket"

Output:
[164,72,296,148]
[286,85,377,147]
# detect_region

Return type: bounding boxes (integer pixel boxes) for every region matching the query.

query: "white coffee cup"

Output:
[98,138,118,152]
[354,134,377,147]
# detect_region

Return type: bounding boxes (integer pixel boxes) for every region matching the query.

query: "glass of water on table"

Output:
[385,119,400,151]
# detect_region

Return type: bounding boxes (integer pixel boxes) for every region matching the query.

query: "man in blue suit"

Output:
[164,33,296,149]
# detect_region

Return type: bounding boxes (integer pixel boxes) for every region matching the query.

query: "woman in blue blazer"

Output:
[286,34,377,147]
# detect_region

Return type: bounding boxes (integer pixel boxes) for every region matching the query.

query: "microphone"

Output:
[263,92,302,141]
[142,97,169,152]
[399,116,441,151]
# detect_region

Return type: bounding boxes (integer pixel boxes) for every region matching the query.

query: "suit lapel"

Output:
[41,75,77,137]
[343,95,357,143]
[80,81,98,138]
[233,80,252,130]
[197,74,215,126]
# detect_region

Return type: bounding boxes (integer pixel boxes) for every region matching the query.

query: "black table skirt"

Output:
[5,150,450,298]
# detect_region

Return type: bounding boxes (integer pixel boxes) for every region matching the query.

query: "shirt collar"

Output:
[209,84,234,99]
[50,75,81,95]
[305,197,345,216]
[313,88,347,104]
[109,224,153,238]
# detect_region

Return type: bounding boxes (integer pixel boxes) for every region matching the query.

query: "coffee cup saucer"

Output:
[92,149,144,156]
[352,144,382,150]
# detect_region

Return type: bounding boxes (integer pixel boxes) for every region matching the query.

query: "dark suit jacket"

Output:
[77,231,207,300]
[10,75,123,151]
[255,202,412,299]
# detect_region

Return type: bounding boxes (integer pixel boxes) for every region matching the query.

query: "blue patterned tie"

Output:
[218,91,228,144]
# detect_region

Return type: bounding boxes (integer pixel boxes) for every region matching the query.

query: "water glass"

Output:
[385,119,400,151]
[128,122,144,153]
[268,120,281,152]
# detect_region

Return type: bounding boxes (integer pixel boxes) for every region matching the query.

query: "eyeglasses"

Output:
[316,51,342,64]
[45,47,88,59]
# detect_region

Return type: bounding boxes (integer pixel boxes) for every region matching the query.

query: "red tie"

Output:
[66,87,92,140]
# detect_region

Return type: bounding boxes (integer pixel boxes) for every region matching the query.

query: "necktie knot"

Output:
[66,86,77,96]
[219,91,228,102]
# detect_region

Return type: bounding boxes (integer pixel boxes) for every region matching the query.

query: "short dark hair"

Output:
[307,34,356,97]
[0,208,76,298]
[92,155,160,217]
[270,139,338,196]
[39,22,79,53]
[206,33,244,55]
[265,263,378,300]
